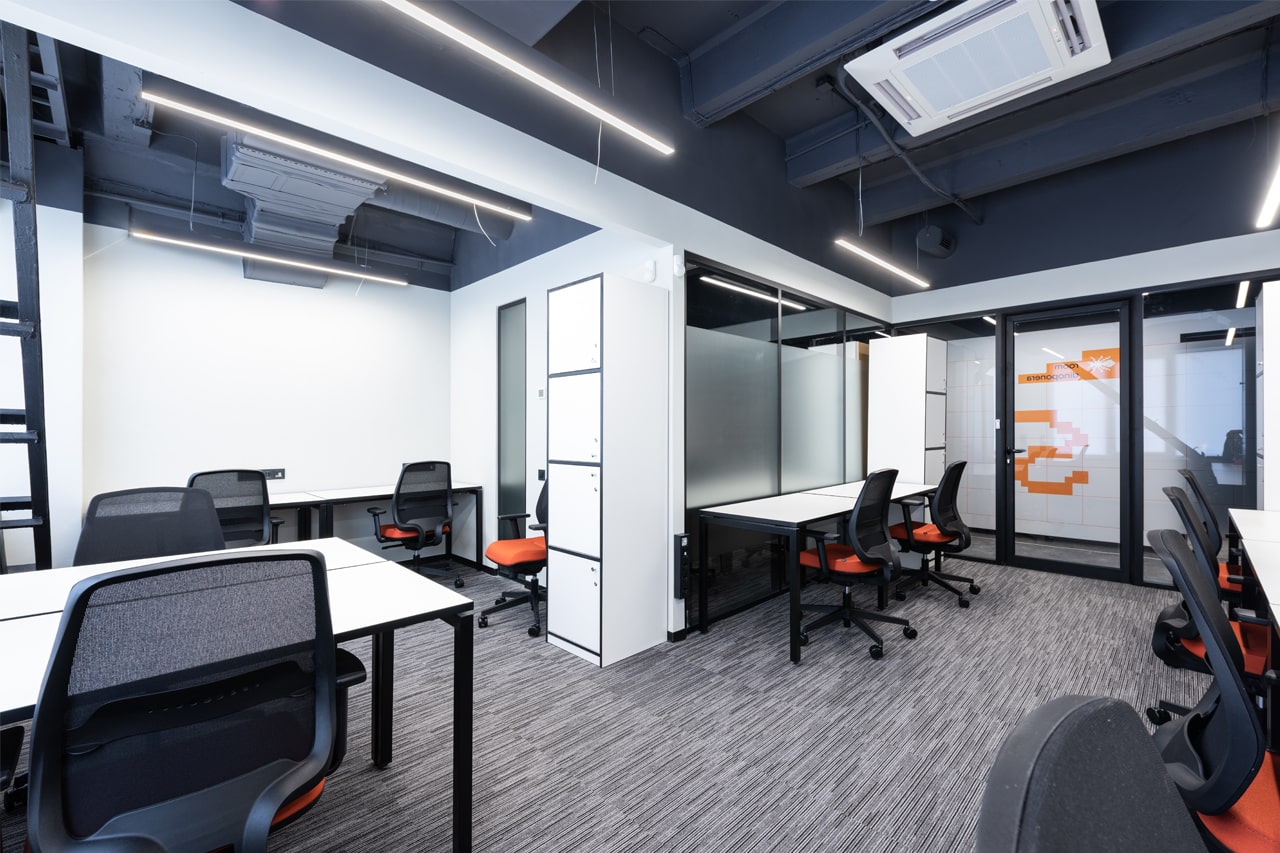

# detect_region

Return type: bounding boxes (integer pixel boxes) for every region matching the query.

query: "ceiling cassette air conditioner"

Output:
[844,0,1110,137]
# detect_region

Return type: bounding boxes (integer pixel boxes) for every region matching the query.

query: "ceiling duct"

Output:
[844,0,1110,137]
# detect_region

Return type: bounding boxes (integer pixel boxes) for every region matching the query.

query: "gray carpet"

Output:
[1,560,1208,852]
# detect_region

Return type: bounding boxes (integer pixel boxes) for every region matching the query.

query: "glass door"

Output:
[1001,303,1131,578]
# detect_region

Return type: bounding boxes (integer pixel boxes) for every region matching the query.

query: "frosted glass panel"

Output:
[945,335,996,560]
[686,325,778,506]
[845,342,867,482]
[781,343,842,492]
[497,300,526,526]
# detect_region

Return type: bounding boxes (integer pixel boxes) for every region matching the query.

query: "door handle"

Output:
[1006,447,1026,457]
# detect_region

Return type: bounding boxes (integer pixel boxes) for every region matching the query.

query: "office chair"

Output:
[1150,487,1268,681]
[1179,467,1247,602]
[72,486,225,566]
[26,551,337,853]
[369,460,464,588]
[888,459,980,607]
[1147,528,1280,849]
[798,467,917,660]
[479,480,547,637]
[188,468,283,547]
[975,694,1208,853]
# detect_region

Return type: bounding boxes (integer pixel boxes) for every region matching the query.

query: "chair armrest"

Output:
[496,512,531,521]
[1226,574,1259,588]
[897,496,926,507]
[367,506,386,542]
[269,515,283,545]
[1231,607,1271,626]
[529,522,546,532]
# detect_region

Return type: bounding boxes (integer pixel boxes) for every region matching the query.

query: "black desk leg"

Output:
[473,490,484,568]
[371,630,394,768]
[319,503,335,539]
[788,529,802,664]
[698,516,709,632]
[296,506,313,541]
[452,611,473,853]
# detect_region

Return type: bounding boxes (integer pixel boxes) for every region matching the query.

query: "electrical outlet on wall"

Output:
[262,468,286,480]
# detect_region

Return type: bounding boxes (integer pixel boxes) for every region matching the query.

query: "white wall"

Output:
[78,224,451,558]
[450,229,685,630]
[0,202,83,569]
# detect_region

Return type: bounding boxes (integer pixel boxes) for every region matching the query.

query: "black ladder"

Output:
[0,23,51,572]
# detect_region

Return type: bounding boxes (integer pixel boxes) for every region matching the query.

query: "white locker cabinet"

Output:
[547,550,602,653]
[545,274,668,667]
[547,462,601,557]
[868,333,947,485]
[547,279,601,374]
[547,373,601,463]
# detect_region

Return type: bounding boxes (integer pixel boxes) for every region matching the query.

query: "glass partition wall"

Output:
[685,265,879,623]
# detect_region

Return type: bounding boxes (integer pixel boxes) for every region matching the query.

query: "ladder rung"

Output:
[0,430,37,443]
[0,409,25,424]
[0,299,17,319]
[0,496,33,510]
[0,516,44,530]
[0,320,34,338]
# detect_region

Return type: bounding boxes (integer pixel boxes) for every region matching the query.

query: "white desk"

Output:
[1229,508,1280,543]
[0,539,475,852]
[697,481,936,663]
[1226,519,1280,756]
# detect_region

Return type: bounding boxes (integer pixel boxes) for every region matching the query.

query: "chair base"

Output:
[800,586,917,659]
[478,578,542,637]
[896,552,979,607]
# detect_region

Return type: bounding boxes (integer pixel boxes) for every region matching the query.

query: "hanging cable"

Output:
[147,128,199,230]
[827,72,982,225]
[474,204,496,247]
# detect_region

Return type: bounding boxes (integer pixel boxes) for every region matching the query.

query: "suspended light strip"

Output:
[132,231,408,286]
[834,238,929,288]
[875,330,893,338]
[1226,327,1237,347]
[983,316,997,325]
[140,91,532,221]
[375,0,674,156]
[1258,160,1280,227]
[700,275,807,310]
[1238,280,1251,309]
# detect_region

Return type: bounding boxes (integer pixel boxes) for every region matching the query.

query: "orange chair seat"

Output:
[379,524,448,540]
[1219,561,1243,594]
[888,521,957,546]
[798,543,880,575]
[1181,620,1270,677]
[485,535,546,568]
[1198,750,1280,852]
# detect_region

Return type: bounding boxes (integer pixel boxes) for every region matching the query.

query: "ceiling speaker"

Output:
[917,225,956,258]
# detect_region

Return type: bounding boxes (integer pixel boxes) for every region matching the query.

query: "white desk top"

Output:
[1230,508,1280,543]
[1,546,471,719]
[0,538,385,621]
[1240,538,1280,625]
[304,482,481,501]
[268,490,323,506]
[804,480,936,500]
[702,492,858,526]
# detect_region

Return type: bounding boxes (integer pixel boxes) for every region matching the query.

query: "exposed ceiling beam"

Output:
[850,39,1280,227]
[677,0,940,127]
[785,0,1280,187]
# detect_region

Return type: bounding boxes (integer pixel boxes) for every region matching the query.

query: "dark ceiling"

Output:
[13,0,1280,300]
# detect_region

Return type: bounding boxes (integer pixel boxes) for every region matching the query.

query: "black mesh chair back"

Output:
[72,487,225,566]
[1164,486,1224,591]
[975,694,1208,852]
[394,461,453,545]
[1179,468,1224,558]
[1148,528,1262,814]
[929,460,971,546]
[848,467,900,567]
[188,469,273,548]
[27,551,336,852]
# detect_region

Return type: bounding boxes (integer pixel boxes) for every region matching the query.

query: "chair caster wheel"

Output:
[1146,707,1172,726]
[969,584,981,594]
[903,626,918,639]
[894,590,907,601]
[799,631,809,646]
[528,625,541,637]
[454,577,465,588]
[869,645,884,660]
[958,597,970,608]
[478,616,489,628]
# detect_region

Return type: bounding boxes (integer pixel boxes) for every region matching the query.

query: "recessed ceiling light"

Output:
[834,238,929,288]
[376,0,674,156]
[131,231,409,286]
[700,274,807,310]
[140,90,532,221]
[1237,281,1250,309]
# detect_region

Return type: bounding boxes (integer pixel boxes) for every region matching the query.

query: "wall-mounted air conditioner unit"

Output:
[843,0,1109,137]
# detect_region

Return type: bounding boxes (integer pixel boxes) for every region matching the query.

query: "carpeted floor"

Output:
[1,559,1208,852]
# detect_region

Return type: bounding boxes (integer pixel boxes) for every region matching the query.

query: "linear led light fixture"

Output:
[140,91,531,221]
[983,316,997,325]
[1258,160,1280,227]
[376,0,674,156]
[700,275,807,310]
[834,239,929,288]
[132,231,408,286]
[1226,327,1237,346]
[1238,281,1251,309]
